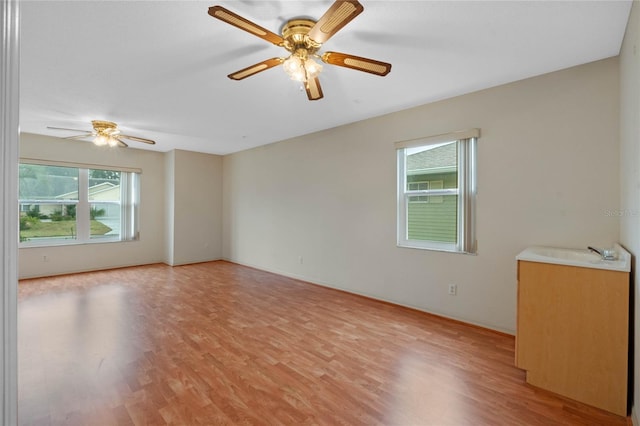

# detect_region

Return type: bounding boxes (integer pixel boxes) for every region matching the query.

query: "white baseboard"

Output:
[222,257,515,336]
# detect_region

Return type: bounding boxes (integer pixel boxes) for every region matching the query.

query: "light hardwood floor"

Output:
[18,261,629,425]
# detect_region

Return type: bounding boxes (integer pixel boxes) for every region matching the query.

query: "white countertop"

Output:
[516,243,630,272]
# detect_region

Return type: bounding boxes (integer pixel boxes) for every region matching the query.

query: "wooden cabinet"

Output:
[515,260,629,416]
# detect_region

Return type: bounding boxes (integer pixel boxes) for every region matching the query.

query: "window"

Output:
[19,162,140,246]
[408,181,429,203]
[396,129,478,253]
[408,180,444,203]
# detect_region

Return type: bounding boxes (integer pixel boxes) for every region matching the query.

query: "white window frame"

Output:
[19,161,140,247]
[396,129,479,254]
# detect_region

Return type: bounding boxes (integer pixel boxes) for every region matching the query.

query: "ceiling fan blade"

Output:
[119,134,156,145]
[115,138,129,148]
[228,57,283,80]
[63,133,94,140]
[307,0,364,45]
[321,51,391,76]
[305,76,323,101]
[208,6,284,46]
[47,126,92,133]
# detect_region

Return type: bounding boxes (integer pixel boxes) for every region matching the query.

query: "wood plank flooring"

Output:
[18,261,629,425]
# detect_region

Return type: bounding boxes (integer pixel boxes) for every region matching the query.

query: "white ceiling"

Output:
[20,1,631,155]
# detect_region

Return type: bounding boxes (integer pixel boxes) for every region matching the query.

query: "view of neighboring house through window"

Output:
[88,169,124,240]
[396,129,478,253]
[19,163,139,245]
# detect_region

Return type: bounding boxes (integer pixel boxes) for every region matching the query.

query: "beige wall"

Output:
[19,136,224,278]
[223,58,620,334]
[19,133,167,278]
[165,149,223,265]
[619,1,640,422]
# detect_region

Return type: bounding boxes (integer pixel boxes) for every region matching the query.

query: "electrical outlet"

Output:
[298,256,303,264]
[43,255,49,263]
[448,284,457,296]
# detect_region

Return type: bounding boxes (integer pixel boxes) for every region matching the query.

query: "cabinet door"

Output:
[515,260,629,416]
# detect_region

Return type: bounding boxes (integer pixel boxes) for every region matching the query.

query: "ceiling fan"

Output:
[47,120,156,148]
[208,0,392,101]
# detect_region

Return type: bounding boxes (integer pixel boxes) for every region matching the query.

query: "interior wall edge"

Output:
[1,0,20,422]
[164,258,224,268]
[619,0,640,420]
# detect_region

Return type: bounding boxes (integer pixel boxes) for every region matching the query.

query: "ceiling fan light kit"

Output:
[208,0,392,101]
[92,120,121,147]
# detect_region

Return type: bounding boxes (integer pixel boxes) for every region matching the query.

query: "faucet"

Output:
[587,246,602,256]
[588,246,617,260]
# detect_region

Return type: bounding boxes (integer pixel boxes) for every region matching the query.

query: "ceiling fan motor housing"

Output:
[91,120,120,136]
[281,19,321,56]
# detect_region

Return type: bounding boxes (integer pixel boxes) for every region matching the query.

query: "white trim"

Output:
[1,0,20,423]
[224,257,513,334]
[464,137,478,253]
[18,237,125,248]
[406,188,457,197]
[398,239,458,252]
[19,199,79,205]
[397,149,408,243]
[394,128,480,149]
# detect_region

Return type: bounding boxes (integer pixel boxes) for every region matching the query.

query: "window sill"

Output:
[397,242,477,255]
[19,238,137,249]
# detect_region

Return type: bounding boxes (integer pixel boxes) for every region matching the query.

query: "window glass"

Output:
[89,169,121,239]
[19,164,78,200]
[19,164,79,242]
[19,163,139,246]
